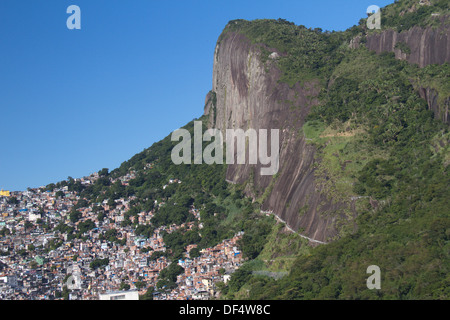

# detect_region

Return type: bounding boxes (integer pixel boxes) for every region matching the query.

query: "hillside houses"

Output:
[0,174,245,300]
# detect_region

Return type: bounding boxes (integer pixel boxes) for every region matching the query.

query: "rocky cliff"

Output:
[417,86,450,123]
[203,9,449,243]
[203,32,346,243]
[365,23,450,68]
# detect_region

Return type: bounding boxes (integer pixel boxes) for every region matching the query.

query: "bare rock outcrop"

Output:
[365,24,450,68]
[204,32,345,243]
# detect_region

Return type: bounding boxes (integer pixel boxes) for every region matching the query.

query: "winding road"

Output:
[261,210,327,245]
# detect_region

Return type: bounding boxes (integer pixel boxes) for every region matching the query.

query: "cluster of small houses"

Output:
[0,173,244,300]
[154,233,244,300]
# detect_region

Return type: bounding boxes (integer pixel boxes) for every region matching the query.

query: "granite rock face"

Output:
[417,86,450,123]
[204,32,345,243]
[365,24,450,68]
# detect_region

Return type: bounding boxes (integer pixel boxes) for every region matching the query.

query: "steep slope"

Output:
[214,0,449,300]
[204,30,343,243]
[364,23,450,68]
[203,1,449,246]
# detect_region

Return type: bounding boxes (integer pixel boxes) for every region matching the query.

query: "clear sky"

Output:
[0,0,394,191]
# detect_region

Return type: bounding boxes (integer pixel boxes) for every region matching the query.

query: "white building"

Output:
[99,289,139,300]
[28,212,41,222]
[0,276,18,288]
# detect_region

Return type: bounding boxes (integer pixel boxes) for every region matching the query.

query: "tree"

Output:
[159,262,184,284]
[120,282,131,291]
[150,251,166,261]
[228,268,252,293]
[140,287,154,300]
[29,260,38,269]
[61,286,70,300]
[77,219,96,234]
[98,168,109,177]
[189,247,201,259]
[0,227,10,237]
[135,281,146,290]
[69,209,82,223]
[90,258,109,270]
[7,197,19,205]
[107,198,116,208]
[24,221,33,231]
[55,191,65,199]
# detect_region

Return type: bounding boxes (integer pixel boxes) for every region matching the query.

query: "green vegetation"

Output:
[414,63,450,108]
[156,261,185,290]
[219,18,350,87]
[394,41,411,54]
[254,223,310,273]
[89,258,109,270]
[379,0,449,32]
[77,219,96,234]
[99,228,125,245]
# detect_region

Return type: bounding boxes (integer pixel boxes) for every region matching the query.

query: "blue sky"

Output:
[0,0,394,191]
